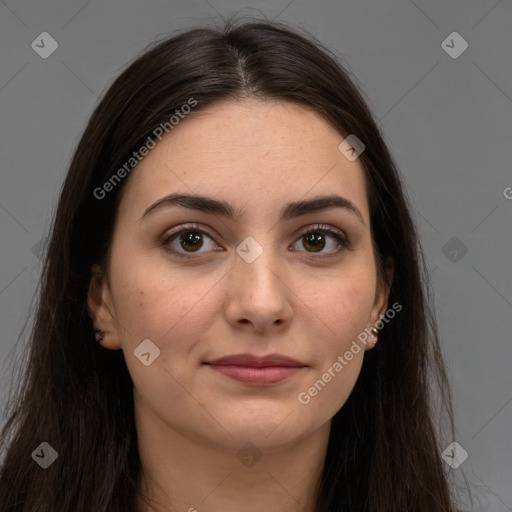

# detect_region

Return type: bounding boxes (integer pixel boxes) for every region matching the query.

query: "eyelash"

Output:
[161,223,351,259]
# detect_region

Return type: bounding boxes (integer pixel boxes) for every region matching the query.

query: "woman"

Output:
[0,16,468,512]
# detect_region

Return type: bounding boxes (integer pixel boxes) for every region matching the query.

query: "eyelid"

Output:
[293,223,347,240]
[161,222,351,257]
[162,222,217,243]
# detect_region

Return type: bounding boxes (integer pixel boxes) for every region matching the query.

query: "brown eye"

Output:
[175,230,204,252]
[161,223,350,259]
[162,224,220,258]
[302,232,327,252]
[291,225,350,255]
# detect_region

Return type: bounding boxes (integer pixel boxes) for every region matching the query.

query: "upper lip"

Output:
[204,353,306,368]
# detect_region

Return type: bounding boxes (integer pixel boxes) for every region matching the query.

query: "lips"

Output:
[204,353,306,368]
[203,353,307,385]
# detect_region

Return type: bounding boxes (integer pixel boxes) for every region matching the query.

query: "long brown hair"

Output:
[0,16,469,511]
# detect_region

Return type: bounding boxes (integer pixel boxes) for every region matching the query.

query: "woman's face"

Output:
[88,98,392,451]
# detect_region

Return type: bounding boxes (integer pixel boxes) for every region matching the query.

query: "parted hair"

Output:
[0,15,469,511]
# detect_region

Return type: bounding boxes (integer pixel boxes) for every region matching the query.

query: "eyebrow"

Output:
[138,192,366,226]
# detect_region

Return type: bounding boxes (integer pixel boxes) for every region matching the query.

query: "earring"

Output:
[94,329,105,343]
[369,326,379,342]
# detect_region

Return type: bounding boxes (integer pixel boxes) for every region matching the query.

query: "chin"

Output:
[217,411,308,450]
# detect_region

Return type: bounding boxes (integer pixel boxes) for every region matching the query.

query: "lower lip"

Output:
[205,364,304,385]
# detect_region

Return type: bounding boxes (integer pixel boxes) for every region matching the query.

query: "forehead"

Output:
[116,98,369,224]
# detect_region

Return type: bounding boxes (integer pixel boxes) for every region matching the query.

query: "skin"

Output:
[87,98,393,512]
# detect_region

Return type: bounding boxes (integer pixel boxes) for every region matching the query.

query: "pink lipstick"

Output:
[203,353,306,386]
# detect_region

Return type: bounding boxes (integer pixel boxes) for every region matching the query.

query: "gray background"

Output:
[0,0,511,510]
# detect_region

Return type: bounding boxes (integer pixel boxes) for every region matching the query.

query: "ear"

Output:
[366,256,394,350]
[87,263,122,350]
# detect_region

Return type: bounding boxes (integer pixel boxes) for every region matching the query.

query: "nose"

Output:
[223,241,293,334]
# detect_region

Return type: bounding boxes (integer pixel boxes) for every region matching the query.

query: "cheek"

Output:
[110,265,218,403]
[110,255,221,353]
[305,266,376,345]
[294,267,376,415]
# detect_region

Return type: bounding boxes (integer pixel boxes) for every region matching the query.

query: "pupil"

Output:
[181,231,203,252]
[305,233,324,252]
